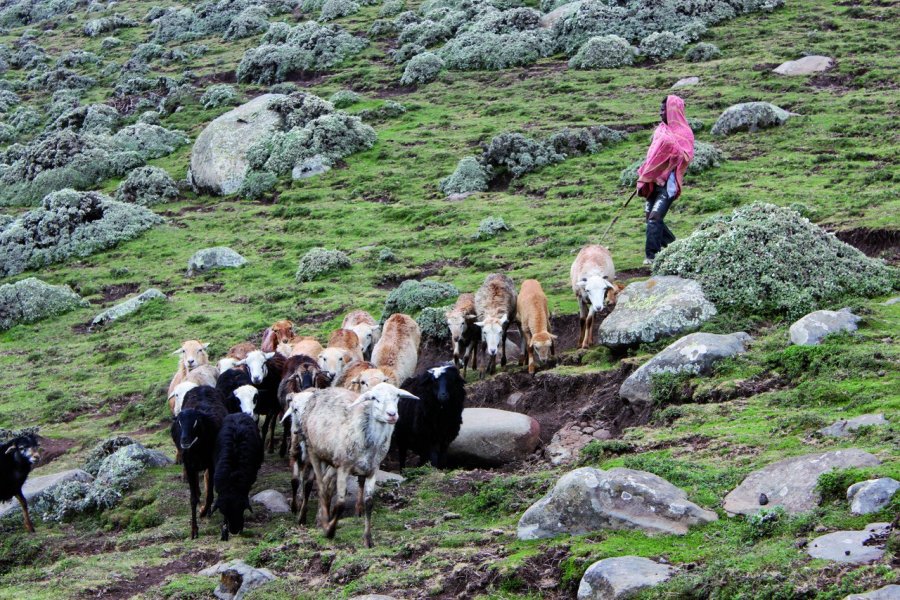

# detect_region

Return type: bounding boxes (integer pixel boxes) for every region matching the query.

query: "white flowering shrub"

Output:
[640,31,685,61]
[83,13,136,37]
[0,277,87,330]
[685,41,720,62]
[401,51,444,84]
[223,5,270,40]
[690,141,723,173]
[380,0,405,17]
[296,247,351,282]
[200,84,239,109]
[439,156,489,196]
[391,42,425,64]
[115,166,179,206]
[654,203,898,317]
[417,306,452,340]
[440,30,552,70]
[547,125,624,157]
[269,91,335,128]
[100,36,121,50]
[568,35,637,69]
[320,0,360,20]
[239,170,278,199]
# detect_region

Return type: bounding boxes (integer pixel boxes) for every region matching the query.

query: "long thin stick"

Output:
[598,189,638,244]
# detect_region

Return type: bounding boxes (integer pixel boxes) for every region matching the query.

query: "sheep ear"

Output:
[474,321,484,327]
[264,352,275,360]
[173,348,185,355]
[398,391,420,401]
[5,446,15,455]
[201,343,209,350]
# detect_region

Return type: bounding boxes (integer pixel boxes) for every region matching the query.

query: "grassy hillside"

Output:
[0,0,897,597]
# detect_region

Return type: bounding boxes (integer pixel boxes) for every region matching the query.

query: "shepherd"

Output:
[636,95,694,265]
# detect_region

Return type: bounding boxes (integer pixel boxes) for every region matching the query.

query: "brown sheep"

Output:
[341,310,381,360]
[371,314,421,385]
[445,293,479,377]
[261,320,296,352]
[168,340,210,398]
[474,274,517,377]
[516,279,556,374]
[334,360,390,392]
[290,336,324,359]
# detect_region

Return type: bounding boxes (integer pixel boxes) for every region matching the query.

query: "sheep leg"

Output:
[398,444,408,470]
[298,464,314,526]
[263,414,276,454]
[469,341,477,375]
[279,417,289,458]
[16,492,34,533]
[500,324,509,367]
[325,468,348,539]
[361,475,377,548]
[175,447,183,466]
[187,469,200,539]
[199,469,214,518]
[308,454,330,528]
[584,312,594,348]
[527,341,536,375]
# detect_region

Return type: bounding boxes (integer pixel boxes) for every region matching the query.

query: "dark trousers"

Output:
[645,187,675,260]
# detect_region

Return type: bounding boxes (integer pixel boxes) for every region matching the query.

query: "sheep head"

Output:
[317,347,349,381]
[271,320,296,345]
[576,275,614,315]
[169,381,199,415]
[349,382,419,425]
[445,312,470,357]
[427,363,462,403]
[173,340,209,370]
[350,368,390,392]
[530,331,557,363]
[238,350,275,385]
[4,433,40,465]
[233,385,258,416]
[349,323,377,357]
[475,313,508,357]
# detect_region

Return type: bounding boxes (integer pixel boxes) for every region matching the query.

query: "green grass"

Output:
[0,0,898,596]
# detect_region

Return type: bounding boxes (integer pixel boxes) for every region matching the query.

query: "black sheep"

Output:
[213,412,263,541]
[216,367,252,401]
[0,433,40,533]
[171,395,227,539]
[393,363,465,469]
[276,353,327,458]
[252,353,286,455]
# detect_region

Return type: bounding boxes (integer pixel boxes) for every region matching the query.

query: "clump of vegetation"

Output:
[0,189,163,278]
[237,21,367,84]
[401,52,444,85]
[474,215,510,239]
[199,84,238,109]
[649,371,695,405]
[439,156,490,195]
[296,247,351,282]
[329,89,360,108]
[0,277,86,330]
[440,30,551,70]
[579,439,634,463]
[417,306,451,339]
[654,203,898,317]
[223,5,270,40]
[320,0,360,21]
[115,166,179,206]
[378,247,397,262]
[548,125,624,157]
[690,141,724,173]
[686,41,721,62]
[82,14,136,37]
[816,467,876,503]
[382,279,459,318]
[239,171,278,200]
[380,0,405,17]
[639,31,686,61]
[480,132,564,179]
[568,35,637,69]
[745,507,785,540]
[83,436,137,476]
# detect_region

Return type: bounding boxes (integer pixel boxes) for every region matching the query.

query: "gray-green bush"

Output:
[320,0,360,20]
[480,132,564,179]
[653,203,898,317]
[383,279,459,318]
[475,215,510,239]
[223,5,270,40]
[200,84,239,109]
[115,166,179,206]
[568,35,637,69]
[439,156,490,196]
[0,277,87,331]
[640,31,685,61]
[296,247,351,282]
[685,42,720,62]
[401,52,444,85]
[239,171,278,199]
[329,89,360,108]
[417,306,452,340]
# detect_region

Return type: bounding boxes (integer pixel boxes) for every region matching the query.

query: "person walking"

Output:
[636,95,694,265]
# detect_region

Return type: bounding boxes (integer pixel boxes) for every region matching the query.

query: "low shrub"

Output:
[417,306,451,340]
[382,279,459,318]
[83,14,136,37]
[474,215,510,239]
[547,125,623,157]
[401,51,444,85]
[440,30,551,70]
[391,42,425,65]
[320,0,360,20]
[439,156,490,196]
[480,132,564,179]
[199,84,238,109]
[639,31,686,61]
[685,42,720,62]
[223,5,270,40]
[653,203,898,317]
[115,166,179,206]
[711,102,792,136]
[329,89,360,108]
[0,277,87,330]
[568,35,637,69]
[380,0,405,17]
[239,171,278,199]
[296,247,351,282]
[690,141,723,173]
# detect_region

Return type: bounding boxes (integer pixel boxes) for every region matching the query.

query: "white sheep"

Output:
[570,245,620,348]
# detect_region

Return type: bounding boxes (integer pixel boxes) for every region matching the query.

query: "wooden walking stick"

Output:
[598,189,638,245]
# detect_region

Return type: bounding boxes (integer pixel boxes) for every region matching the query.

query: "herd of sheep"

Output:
[2,244,621,547]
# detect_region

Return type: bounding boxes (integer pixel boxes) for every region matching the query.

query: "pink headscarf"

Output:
[636,95,694,199]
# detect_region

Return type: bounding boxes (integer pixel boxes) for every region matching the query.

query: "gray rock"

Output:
[547,422,609,466]
[773,55,833,76]
[882,297,900,306]
[807,522,889,564]
[819,413,888,438]
[291,155,330,180]
[539,0,584,28]
[723,449,881,516]
[671,76,700,89]
[711,102,793,136]
[847,478,899,515]
[91,288,166,327]
[115,442,173,468]
[0,469,94,518]
[517,467,717,540]
[789,308,860,345]
[189,94,286,195]
[200,560,276,600]
[448,408,541,467]
[577,556,676,600]
[844,585,900,600]
[251,489,291,514]
[619,332,751,406]
[0,277,88,331]
[188,246,247,275]
[597,276,716,348]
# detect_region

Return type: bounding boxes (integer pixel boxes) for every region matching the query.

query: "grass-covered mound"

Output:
[653,203,898,317]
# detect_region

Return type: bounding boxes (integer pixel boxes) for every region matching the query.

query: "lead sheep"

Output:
[371,313,421,386]
[295,383,419,547]
[571,245,619,348]
[516,279,556,374]
[341,310,381,360]
[474,274,517,377]
[445,293,480,377]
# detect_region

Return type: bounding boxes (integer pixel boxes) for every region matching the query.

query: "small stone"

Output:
[671,76,700,89]
[187,247,247,275]
[577,556,677,599]
[845,585,900,600]
[251,489,291,514]
[846,478,899,515]
[582,426,595,434]
[593,429,612,440]
[877,370,885,377]
[772,55,833,76]
[759,493,769,506]
[506,392,524,408]
[790,308,860,346]
[91,288,166,327]
[442,512,461,521]
[291,155,330,180]
[819,414,888,438]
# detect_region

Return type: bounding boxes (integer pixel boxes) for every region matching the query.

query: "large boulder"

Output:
[806,522,889,564]
[115,442,173,468]
[773,55,833,76]
[517,467,717,540]
[847,478,899,515]
[819,414,888,438]
[539,0,584,28]
[91,288,166,327]
[0,277,87,331]
[619,332,751,406]
[789,308,860,345]
[671,76,700,89]
[199,560,277,600]
[188,247,247,275]
[597,276,716,348]
[711,102,792,136]
[845,585,900,600]
[189,94,286,195]
[0,469,94,518]
[577,556,676,600]
[448,408,540,467]
[722,449,881,516]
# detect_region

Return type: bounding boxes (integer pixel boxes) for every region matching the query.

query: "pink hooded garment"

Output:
[636,95,694,200]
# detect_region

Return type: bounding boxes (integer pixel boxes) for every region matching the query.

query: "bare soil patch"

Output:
[37,436,76,466]
[81,549,220,600]
[833,227,899,263]
[100,282,140,303]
